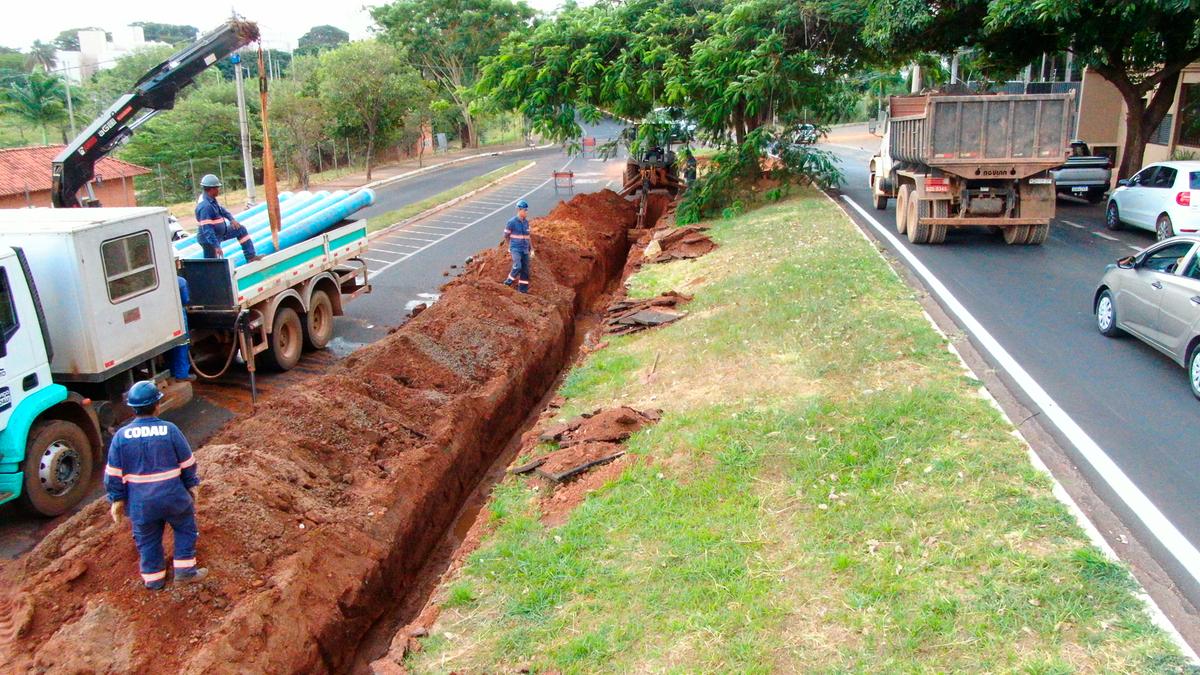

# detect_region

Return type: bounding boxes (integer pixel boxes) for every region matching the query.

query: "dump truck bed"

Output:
[889,93,1074,178]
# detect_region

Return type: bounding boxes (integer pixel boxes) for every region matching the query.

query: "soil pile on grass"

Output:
[0,190,635,674]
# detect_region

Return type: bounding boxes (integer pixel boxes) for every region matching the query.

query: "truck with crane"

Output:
[0,20,371,516]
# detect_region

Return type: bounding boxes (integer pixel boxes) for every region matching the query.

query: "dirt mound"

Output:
[0,190,635,674]
[538,406,661,447]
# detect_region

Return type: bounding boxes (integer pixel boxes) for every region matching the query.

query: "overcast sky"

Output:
[3,0,563,52]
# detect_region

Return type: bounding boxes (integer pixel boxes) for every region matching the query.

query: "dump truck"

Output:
[0,208,369,516]
[868,92,1075,245]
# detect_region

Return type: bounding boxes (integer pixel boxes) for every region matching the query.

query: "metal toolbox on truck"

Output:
[0,207,186,382]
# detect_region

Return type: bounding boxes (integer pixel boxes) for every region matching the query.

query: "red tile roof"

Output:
[0,145,151,198]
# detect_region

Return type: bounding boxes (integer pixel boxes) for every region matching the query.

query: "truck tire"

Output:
[19,420,95,517]
[304,290,335,351]
[895,185,911,235]
[1003,225,1031,245]
[262,306,303,371]
[1028,223,1050,245]
[873,191,888,211]
[927,200,949,244]
[907,198,931,244]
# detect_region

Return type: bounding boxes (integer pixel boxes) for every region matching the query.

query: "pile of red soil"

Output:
[0,190,635,673]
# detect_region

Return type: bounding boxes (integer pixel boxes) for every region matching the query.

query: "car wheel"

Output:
[1095,289,1123,337]
[1105,202,1122,231]
[1189,345,1200,401]
[1156,214,1175,241]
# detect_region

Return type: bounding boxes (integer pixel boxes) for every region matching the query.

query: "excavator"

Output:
[617,112,691,228]
[51,19,260,207]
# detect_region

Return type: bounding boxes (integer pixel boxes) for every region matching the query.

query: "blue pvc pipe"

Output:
[226,189,376,267]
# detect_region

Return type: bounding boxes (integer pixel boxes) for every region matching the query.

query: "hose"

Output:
[188,312,246,380]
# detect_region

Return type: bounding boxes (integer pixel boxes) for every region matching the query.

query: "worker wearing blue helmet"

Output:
[105,380,207,590]
[503,199,534,293]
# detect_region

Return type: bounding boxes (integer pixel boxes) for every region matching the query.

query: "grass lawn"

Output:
[406,188,1190,673]
[365,160,532,233]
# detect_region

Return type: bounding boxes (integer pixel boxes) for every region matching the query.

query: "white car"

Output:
[1106,160,1200,240]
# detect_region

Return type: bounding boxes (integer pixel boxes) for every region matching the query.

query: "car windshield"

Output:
[1191,171,1200,190]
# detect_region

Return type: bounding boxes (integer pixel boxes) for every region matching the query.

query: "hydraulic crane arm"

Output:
[51,19,259,207]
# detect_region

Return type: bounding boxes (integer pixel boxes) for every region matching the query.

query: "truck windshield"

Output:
[1191,172,1200,190]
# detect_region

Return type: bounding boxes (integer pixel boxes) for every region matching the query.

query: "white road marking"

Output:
[1092,231,1120,241]
[379,242,421,249]
[389,234,441,243]
[369,244,411,255]
[406,224,458,232]
[367,156,576,281]
[1061,220,1087,229]
[842,194,1200,593]
[361,256,396,264]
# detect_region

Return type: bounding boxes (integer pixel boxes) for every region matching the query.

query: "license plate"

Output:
[1071,186,1088,193]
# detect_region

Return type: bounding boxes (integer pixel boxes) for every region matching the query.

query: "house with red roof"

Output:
[0,145,151,209]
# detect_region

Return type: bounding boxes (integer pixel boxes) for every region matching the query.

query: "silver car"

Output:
[1094,235,1200,399]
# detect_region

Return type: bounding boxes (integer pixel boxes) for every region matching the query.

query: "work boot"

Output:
[175,568,209,584]
[246,255,264,263]
[144,579,167,591]
[175,374,197,383]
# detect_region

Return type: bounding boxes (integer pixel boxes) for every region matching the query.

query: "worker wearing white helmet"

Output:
[194,174,261,262]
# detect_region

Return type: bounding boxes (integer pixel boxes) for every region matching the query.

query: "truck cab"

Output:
[0,248,102,516]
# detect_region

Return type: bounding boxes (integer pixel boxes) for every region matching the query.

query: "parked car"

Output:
[1050,140,1111,203]
[1106,160,1200,240]
[167,215,187,242]
[1094,235,1200,399]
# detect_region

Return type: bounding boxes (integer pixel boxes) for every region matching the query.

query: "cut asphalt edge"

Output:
[826,188,1200,663]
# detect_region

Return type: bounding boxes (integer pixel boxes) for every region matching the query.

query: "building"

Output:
[1076,64,1200,174]
[55,26,171,85]
[0,145,151,209]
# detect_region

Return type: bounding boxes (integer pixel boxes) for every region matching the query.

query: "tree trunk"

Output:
[365,134,375,181]
[40,124,48,146]
[1113,69,1181,179]
[462,106,477,149]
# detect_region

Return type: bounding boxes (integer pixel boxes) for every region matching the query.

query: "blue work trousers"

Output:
[167,315,190,379]
[133,504,199,585]
[505,249,531,293]
[200,223,256,260]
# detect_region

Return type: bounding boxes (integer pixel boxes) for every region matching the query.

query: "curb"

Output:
[368,161,537,241]
[359,143,554,193]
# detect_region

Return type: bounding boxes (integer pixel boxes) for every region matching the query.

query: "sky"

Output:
[3,0,563,52]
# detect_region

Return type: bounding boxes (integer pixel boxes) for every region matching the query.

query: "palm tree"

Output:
[25,40,57,72]
[4,71,66,145]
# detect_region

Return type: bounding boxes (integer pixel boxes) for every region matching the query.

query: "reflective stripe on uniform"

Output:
[105,465,123,477]
[197,218,225,225]
[141,569,167,582]
[510,234,531,239]
[179,456,196,469]
[173,558,197,568]
[123,468,182,484]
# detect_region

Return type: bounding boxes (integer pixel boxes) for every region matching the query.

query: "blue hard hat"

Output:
[127,380,164,408]
[516,200,529,209]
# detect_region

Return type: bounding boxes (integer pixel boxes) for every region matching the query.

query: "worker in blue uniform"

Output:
[106,381,207,590]
[167,274,195,382]
[194,174,261,261]
[503,199,534,293]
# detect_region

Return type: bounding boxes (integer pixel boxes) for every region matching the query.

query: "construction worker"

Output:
[682,147,698,185]
[106,381,207,590]
[167,273,195,382]
[195,174,261,261]
[503,199,533,293]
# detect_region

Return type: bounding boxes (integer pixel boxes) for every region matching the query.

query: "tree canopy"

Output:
[297,25,349,56]
[3,70,66,144]
[54,28,108,52]
[130,22,199,45]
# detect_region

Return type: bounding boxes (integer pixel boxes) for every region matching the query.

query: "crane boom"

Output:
[51,19,259,207]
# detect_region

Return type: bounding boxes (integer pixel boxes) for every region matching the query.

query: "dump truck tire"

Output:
[1003,225,1031,245]
[304,290,334,351]
[896,185,911,235]
[19,420,95,517]
[263,306,303,371]
[927,200,949,244]
[907,198,931,244]
[1028,223,1049,245]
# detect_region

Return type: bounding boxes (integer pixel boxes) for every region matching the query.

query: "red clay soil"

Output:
[0,190,635,674]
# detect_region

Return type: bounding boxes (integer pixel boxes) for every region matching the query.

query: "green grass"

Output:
[364,159,532,233]
[405,189,1191,673]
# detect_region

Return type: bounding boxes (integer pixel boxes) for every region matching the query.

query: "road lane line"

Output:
[390,235,440,243]
[370,244,411,254]
[361,256,395,264]
[1061,220,1087,229]
[368,156,576,281]
[841,194,1200,593]
[1093,231,1120,241]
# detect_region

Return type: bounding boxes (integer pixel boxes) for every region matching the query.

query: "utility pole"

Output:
[233,52,257,205]
[64,80,77,137]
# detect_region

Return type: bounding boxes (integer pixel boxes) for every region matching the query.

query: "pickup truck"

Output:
[1050,140,1112,203]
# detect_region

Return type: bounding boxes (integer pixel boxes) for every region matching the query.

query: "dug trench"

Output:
[0,189,658,673]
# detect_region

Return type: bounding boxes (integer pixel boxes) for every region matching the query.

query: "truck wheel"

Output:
[1028,223,1050,245]
[19,420,95,517]
[873,191,888,210]
[895,185,911,235]
[304,290,335,351]
[927,201,949,244]
[1003,225,1031,245]
[262,306,303,371]
[907,198,931,244]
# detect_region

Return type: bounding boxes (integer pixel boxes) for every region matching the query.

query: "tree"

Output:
[372,0,534,148]
[317,41,430,180]
[270,80,330,189]
[864,0,1200,179]
[25,41,56,72]
[79,45,176,119]
[54,28,107,52]
[130,22,199,45]
[296,25,349,56]
[4,70,66,144]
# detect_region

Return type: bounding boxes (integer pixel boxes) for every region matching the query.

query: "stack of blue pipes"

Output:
[174,188,376,267]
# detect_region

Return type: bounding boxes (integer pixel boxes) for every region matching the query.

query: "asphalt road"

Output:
[0,118,628,557]
[825,135,1200,606]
